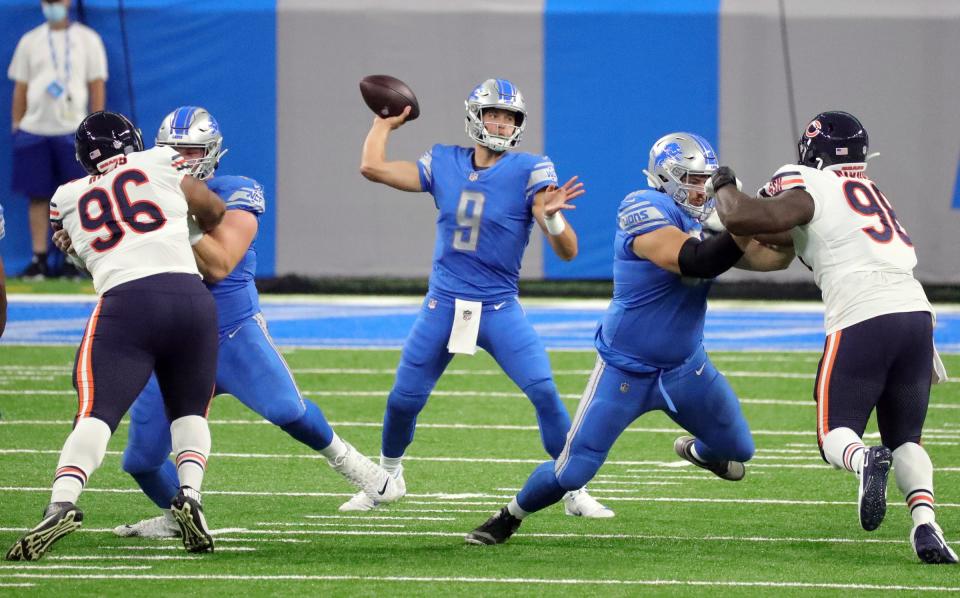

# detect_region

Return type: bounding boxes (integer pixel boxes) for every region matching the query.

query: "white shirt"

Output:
[762,163,931,334]
[8,22,108,136]
[50,146,200,295]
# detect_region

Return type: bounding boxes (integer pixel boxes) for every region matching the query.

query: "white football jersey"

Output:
[761,163,931,333]
[50,146,200,295]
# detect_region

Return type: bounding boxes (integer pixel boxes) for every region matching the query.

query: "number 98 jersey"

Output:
[762,163,930,333]
[50,145,201,296]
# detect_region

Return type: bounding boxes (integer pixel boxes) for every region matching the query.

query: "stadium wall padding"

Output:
[1,0,277,276]
[2,1,959,283]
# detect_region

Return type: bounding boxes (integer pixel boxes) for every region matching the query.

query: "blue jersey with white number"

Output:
[595,190,711,372]
[416,144,557,302]
[205,175,265,333]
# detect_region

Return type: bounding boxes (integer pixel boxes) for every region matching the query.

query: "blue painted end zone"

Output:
[6,300,960,354]
[543,0,720,279]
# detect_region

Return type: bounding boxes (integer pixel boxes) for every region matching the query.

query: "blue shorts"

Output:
[11,130,86,199]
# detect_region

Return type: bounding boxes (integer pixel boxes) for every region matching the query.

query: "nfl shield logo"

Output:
[463,310,472,321]
[469,172,479,181]
[620,382,630,393]
[428,299,437,310]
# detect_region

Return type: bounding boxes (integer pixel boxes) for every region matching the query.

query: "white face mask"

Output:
[41,3,68,23]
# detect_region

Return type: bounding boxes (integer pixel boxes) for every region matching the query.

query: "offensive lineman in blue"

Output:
[465,133,795,544]
[346,79,611,517]
[106,107,402,538]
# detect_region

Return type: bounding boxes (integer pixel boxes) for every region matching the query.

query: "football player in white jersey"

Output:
[5,111,225,561]
[708,111,956,565]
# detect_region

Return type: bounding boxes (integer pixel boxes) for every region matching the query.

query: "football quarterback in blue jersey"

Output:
[465,133,795,545]
[109,107,402,538]
[348,78,611,517]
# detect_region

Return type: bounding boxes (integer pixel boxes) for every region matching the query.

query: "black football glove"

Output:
[705,166,739,198]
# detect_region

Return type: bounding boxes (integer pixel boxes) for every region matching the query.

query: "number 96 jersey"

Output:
[762,163,930,334]
[50,145,201,296]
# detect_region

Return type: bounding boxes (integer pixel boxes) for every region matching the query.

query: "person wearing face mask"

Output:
[8,0,107,279]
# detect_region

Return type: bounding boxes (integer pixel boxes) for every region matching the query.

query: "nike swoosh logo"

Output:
[377,479,389,496]
[695,363,706,376]
[493,302,506,310]
[227,327,242,339]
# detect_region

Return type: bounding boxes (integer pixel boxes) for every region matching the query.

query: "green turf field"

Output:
[1,346,958,595]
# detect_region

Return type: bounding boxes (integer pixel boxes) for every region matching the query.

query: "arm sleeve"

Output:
[7,36,29,82]
[525,155,558,201]
[677,232,744,279]
[417,146,435,194]
[222,180,266,215]
[86,30,108,81]
[759,166,806,198]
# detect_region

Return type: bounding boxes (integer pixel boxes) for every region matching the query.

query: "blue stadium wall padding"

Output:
[543,0,720,279]
[1,0,277,276]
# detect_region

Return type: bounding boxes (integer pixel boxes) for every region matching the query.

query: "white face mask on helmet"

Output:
[642,132,720,221]
[464,78,527,152]
[155,106,227,181]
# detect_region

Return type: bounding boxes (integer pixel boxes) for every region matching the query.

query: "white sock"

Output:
[170,415,211,491]
[507,497,529,520]
[821,427,866,475]
[893,442,936,526]
[319,433,348,460]
[50,417,112,504]
[380,455,402,475]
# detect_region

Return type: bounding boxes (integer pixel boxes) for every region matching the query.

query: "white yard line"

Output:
[0,571,957,592]
[1,449,959,471]
[0,490,956,508]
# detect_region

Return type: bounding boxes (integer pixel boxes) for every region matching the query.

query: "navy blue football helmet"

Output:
[75,111,143,175]
[797,111,868,169]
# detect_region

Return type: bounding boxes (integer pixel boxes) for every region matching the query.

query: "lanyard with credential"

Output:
[47,25,71,94]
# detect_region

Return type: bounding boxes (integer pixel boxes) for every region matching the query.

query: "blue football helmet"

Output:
[465,79,527,152]
[797,111,868,169]
[643,132,719,221]
[155,106,227,180]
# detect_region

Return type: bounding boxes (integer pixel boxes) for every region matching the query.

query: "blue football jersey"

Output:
[417,144,556,301]
[595,190,711,371]
[205,175,265,332]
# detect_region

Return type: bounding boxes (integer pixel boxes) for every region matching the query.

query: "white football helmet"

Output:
[155,106,226,180]
[643,132,719,221]
[465,79,526,152]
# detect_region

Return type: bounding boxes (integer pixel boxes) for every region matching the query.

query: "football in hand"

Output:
[359,75,420,121]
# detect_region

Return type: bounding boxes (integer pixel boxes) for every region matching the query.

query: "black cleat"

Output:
[17,257,48,281]
[858,445,892,531]
[5,502,83,561]
[465,507,522,546]
[912,523,959,564]
[170,487,214,553]
[674,436,745,481]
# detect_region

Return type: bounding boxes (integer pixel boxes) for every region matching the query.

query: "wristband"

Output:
[544,212,566,236]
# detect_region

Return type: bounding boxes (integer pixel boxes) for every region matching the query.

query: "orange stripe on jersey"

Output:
[816,330,843,444]
[780,178,804,186]
[75,299,103,419]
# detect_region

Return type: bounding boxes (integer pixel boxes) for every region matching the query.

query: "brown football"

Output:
[359,74,420,121]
